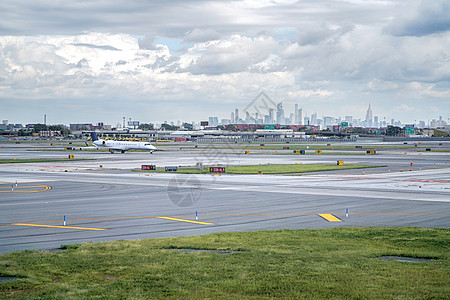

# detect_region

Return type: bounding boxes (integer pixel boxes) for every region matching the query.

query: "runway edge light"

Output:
[346,209,349,218]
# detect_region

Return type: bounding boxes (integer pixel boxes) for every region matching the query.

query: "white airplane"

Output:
[90,132,157,154]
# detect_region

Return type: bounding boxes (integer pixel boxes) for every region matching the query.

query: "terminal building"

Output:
[82,129,356,143]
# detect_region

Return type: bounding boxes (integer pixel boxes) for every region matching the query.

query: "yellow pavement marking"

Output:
[318,214,342,222]
[3,212,448,228]
[11,223,106,231]
[0,183,51,195]
[156,217,214,225]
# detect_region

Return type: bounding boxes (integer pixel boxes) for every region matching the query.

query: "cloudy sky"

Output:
[1,0,449,126]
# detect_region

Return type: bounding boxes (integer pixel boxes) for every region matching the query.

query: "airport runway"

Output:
[0,142,449,253]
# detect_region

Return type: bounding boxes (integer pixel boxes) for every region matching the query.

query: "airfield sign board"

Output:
[405,125,415,135]
[141,165,156,171]
[209,167,226,173]
[165,166,178,172]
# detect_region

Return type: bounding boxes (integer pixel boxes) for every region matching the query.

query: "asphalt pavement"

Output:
[0,141,449,253]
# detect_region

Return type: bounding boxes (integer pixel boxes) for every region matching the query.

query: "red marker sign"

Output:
[209,167,226,173]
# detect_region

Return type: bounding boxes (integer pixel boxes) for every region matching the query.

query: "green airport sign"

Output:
[405,125,415,134]
[341,122,349,127]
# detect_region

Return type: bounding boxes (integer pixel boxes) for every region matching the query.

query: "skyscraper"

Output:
[323,117,334,129]
[269,108,274,124]
[304,116,310,125]
[235,108,239,123]
[365,103,373,127]
[208,116,218,127]
[276,102,284,125]
[311,113,317,125]
[297,108,303,125]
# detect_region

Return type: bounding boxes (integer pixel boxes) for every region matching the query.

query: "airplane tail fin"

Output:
[91,132,99,141]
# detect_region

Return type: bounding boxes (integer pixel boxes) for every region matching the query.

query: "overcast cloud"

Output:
[0,0,449,125]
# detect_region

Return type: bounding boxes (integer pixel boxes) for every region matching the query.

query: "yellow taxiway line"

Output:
[0,184,52,195]
[318,214,342,222]
[11,223,106,231]
[4,212,448,229]
[156,217,214,225]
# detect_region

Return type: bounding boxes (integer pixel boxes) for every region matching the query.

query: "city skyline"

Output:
[210,102,446,130]
[2,100,448,131]
[1,1,449,125]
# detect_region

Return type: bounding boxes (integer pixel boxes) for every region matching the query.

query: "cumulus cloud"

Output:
[0,1,448,123]
[184,28,221,43]
[297,23,355,46]
[181,35,278,74]
[386,0,450,36]
[0,33,289,99]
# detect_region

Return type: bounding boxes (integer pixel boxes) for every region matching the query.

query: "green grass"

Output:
[32,148,111,152]
[0,158,94,164]
[33,148,163,152]
[235,151,369,156]
[195,144,427,151]
[224,164,380,174]
[419,150,450,153]
[0,140,86,146]
[136,164,383,174]
[0,228,448,299]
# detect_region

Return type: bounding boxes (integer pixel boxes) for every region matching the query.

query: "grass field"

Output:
[0,158,94,164]
[0,228,448,299]
[33,148,164,152]
[194,144,427,151]
[233,151,369,156]
[137,164,383,174]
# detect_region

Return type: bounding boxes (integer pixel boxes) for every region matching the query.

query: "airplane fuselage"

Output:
[93,139,157,153]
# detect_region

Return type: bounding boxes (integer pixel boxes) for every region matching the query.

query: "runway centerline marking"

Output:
[156,217,214,225]
[11,223,107,231]
[318,214,342,222]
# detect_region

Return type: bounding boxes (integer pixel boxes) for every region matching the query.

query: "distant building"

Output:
[345,116,353,126]
[39,131,61,137]
[70,124,95,131]
[304,116,310,125]
[208,117,219,127]
[297,108,303,125]
[323,117,334,129]
[269,108,274,124]
[311,113,317,126]
[276,102,285,124]
[365,103,373,127]
[430,119,447,128]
